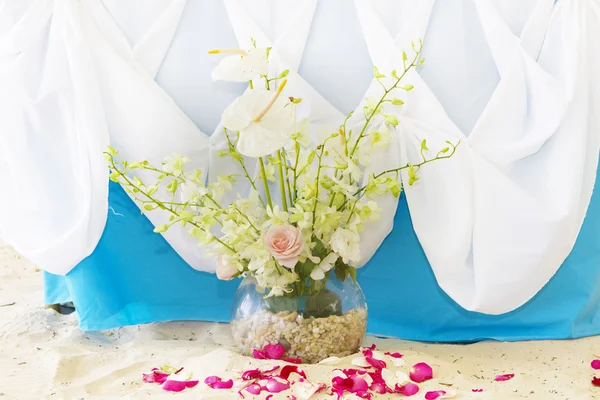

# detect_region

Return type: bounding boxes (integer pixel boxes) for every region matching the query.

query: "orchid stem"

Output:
[277,150,288,212]
[259,157,273,210]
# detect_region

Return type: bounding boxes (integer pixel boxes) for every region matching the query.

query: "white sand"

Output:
[1,243,599,400]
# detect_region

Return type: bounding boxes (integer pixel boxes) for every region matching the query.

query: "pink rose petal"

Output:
[410,362,433,383]
[395,382,419,396]
[365,356,386,370]
[266,395,273,400]
[385,352,403,358]
[241,365,280,381]
[266,377,290,393]
[593,377,600,387]
[246,383,262,395]
[494,374,515,382]
[472,388,484,392]
[280,365,307,380]
[592,360,600,370]
[425,390,446,399]
[253,349,267,359]
[284,357,303,364]
[163,380,199,392]
[142,370,170,384]
[204,376,234,389]
[265,344,286,360]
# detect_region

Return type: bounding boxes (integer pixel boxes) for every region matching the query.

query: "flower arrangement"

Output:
[106,39,457,302]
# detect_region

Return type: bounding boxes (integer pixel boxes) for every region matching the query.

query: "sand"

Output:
[1,243,599,399]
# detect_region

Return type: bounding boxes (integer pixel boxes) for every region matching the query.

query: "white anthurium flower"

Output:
[209,47,268,82]
[310,252,338,280]
[221,80,295,157]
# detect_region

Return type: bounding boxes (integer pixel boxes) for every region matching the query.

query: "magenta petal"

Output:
[592,360,600,370]
[253,349,267,359]
[425,390,446,399]
[370,382,388,394]
[348,375,369,393]
[396,382,420,396]
[366,356,387,370]
[204,376,234,389]
[279,365,307,380]
[264,344,286,360]
[162,380,199,392]
[410,362,433,383]
[494,374,515,382]
[246,383,263,395]
[266,377,290,393]
[265,395,273,400]
[472,389,484,392]
[385,352,403,359]
[284,357,302,364]
[143,370,170,384]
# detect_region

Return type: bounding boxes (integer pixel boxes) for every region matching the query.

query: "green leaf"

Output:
[347,266,357,282]
[296,259,316,279]
[278,69,289,78]
[391,99,404,106]
[419,57,426,65]
[107,146,118,156]
[143,204,155,211]
[230,152,243,162]
[391,70,398,79]
[373,66,386,79]
[402,51,408,61]
[334,263,347,283]
[440,147,449,153]
[266,47,272,59]
[108,171,121,182]
[403,84,414,91]
[147,185,158,196]
[421,139,428,151]
[385,115,399,126]
[307,151,316,165]
[218,151,229,157]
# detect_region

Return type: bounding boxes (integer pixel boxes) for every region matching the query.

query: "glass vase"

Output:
[231,273,368,364]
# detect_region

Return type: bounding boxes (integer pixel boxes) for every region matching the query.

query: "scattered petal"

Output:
[385,352,403,359]
[293,380,324,400]
[592,360,600,370]
[242,365,280,381]
[142,370,170,384]
[593,376,600,387]
[266,377,291,393]
[472,389,484,392]
[253,349,267,359]
[246,383,263,395]
[204,376,234,389]
[380,368,397,389]
[319,356,342,365]
[425,391,446,399]
[365,356,386,370]
[395,382,419,396]
[284,357,303,364]
[265,344,286,360]
[352,357,371,368]
[409,363,433,383]
[266,395,273,400]
[494,374,515,382]
[280,365,307,380]
[396,371,410,383]
[163,380,199,392]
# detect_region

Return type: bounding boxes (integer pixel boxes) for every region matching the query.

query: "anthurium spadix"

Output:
[221,80,295,157]
[208,48,269,82]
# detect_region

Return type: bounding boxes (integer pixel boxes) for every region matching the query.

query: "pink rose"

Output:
[264,225,304,269]
[216,255,239,280]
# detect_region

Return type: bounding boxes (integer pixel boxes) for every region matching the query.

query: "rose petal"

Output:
[396,371,410,383]
[246,383,263,395]
[385,352,403,359]
[293,380,324,400]
[365,356,387,370]
[280,365,307,380]
[592,360,600,370]
[319,356,342,365]
[395,382,419,396]
[410,362,433,383]
[284,357,303,364]
[472,389,484,392]
[242,365,280,381]
[266,395,273,400]
[204,376,234,389]
[266,377,291,393]
[253,349,267,359]
[425,390,446,399]
[380,368,396,389]
[264,344,286,360]
[143,370,170,384]
[593,376,600,387]
[163,380,199,392]
[494,374,515,382]
[352,357,371,368]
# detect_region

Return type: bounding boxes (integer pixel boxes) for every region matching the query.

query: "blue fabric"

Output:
[45,174,600,339]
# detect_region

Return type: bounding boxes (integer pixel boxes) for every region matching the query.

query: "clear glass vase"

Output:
[231,273,368,364]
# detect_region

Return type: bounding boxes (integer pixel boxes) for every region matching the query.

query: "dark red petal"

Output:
[472,388,484,392]
[592,376,600,387]
[284,357,303,364]
[280,365,307,380]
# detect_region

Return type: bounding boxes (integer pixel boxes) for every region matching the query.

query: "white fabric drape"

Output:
[1,0,599,316]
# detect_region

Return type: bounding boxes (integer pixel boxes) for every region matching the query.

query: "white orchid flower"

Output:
[221,80,295,157]
[208,48,268,82]
[162,153,189,177]
[310,252,338,280]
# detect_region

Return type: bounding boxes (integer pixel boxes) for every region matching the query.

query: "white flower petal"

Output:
[211,49,268,82]
[237,122,289,157]
[318,356,342,365]
[310,267,325,280]
[351,357,371,368]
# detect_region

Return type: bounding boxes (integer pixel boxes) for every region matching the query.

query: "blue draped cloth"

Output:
[45,169,600,340]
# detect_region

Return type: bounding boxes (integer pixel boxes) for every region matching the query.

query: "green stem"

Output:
[277,150,288,212]
[281,149,294,207]
[259,157,273,209]
[224,130,266,207]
